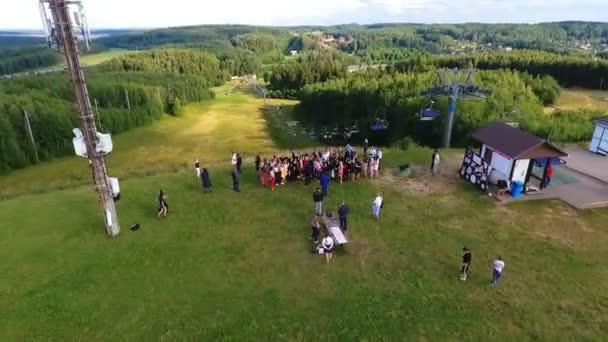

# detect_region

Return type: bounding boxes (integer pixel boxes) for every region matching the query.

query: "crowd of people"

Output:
[159,147,507,285]
[253,145,384,191]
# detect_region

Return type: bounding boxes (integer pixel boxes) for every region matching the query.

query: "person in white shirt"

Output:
[368,146,377,159]
[322,233,335,263]
[372,193,383,219]
[491,256,505,286]
[231,153,237,167]
[377,149,383,169]
[194,159,201,178]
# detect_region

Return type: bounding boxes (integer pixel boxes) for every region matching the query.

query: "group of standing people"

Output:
[254,144,384,192]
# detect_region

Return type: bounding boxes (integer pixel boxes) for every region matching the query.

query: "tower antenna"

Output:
[39,0,120,237]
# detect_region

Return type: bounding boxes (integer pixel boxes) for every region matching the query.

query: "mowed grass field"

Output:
[1,87,608,340]
[545,88,608,113]
[79,48,136,66]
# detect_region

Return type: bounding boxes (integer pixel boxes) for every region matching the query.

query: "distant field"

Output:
[545,88,608,113]
[79,48,136,66]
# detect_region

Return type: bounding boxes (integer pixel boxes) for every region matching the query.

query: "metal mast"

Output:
[40,0,120,236]
[422,69,491,148]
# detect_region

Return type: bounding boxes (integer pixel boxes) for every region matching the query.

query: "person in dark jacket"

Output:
[157,189,168,219]
[304,160,313,185]
[338,202,349,231]
[320,172,330,197]
[255,154,261,174]
[231,168,240,192]
[461,247,472,281]
[201,168,212,192]
[236,153,243,174]
[313,187,324,215]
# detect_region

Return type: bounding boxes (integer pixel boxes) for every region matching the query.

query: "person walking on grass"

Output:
[338,201,349,231]
[372,193,383,219]
[201,168,212,192]
[491,256,505,286]
[231,167,240,192]
[320,172,330,197]
[431,149,441,175]
[460,247,472,281]
[236,153,243,174]
[157,189,169,219]
[313,187,324,215]
[194,159,201,179]
[322,232,335,263]
[310,215,321,243]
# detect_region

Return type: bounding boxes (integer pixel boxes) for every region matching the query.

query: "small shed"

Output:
[589,117,608,156]
[472,121,568,188]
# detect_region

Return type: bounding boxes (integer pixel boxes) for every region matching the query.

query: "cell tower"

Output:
[422,69,491,148]
[39,0,121,237]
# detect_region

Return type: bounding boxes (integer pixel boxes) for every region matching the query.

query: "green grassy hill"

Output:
[1,87,608,340]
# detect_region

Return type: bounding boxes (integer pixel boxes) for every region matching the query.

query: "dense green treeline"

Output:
[0,36,46,49]
[101,49,223,85]
[0,71,214,173]
[0,47,62,75]
[265,51,357,98]
[95,22,608,57]
[424,50,608,90]
[297,70,592,146]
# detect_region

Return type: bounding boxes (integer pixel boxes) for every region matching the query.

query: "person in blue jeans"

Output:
[320,172,330,197]
[491,256,505,286]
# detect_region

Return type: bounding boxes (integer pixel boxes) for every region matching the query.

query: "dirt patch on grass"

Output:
[378,165,461,196]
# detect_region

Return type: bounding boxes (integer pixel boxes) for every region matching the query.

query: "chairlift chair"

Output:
[349,120,360,134]
[419,100,439,121]
[369,110,389,131]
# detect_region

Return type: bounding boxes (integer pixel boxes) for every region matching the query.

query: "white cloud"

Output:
[0,0,606,29]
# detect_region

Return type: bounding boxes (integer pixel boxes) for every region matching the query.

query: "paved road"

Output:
[564,147,608,183]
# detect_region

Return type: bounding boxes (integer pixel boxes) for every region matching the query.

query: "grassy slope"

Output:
[0,84,281,199]
[545,88,608,113]
[1,88,608,340]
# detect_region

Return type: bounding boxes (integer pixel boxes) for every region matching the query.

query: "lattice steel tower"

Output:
[40,0,120,236]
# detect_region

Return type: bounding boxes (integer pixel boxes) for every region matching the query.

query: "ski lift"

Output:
[419,100,439,121]
[342,120,360,139]
[370,110,389,131]
[348,120,360,134]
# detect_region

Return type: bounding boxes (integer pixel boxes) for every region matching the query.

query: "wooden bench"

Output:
[321,215,348,245]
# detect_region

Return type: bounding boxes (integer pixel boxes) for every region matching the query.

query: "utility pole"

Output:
[40,0,120,236]
[124,87,131,112]
[23,110,39,163]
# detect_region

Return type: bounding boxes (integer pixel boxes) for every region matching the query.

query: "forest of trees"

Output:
[426,50,608,90]
[0,47,62,75]
[101,49,224,85]
[1,22,607,171]
[0,61,216,173]
[297,69,594,146]
[265,51,356,98]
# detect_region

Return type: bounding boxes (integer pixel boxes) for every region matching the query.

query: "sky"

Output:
[0,0,607,30]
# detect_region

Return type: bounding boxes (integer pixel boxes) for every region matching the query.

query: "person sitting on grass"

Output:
[322,232,335,263]
[157,189,168,219]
